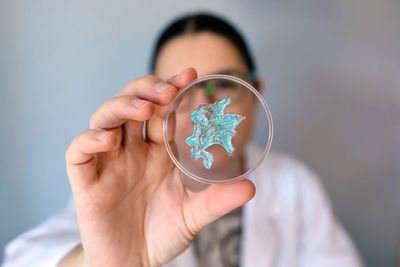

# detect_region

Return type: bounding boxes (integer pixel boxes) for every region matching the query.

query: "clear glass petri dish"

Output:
[163,74,273,184]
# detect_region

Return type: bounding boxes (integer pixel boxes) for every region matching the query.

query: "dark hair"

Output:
[149,13,256,74]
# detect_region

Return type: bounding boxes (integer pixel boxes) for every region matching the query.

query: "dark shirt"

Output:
[192,207,242,267]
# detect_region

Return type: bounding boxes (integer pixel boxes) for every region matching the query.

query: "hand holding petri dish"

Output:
[163,74,273,184]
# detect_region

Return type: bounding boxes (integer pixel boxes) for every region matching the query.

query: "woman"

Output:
[3,13,364,267]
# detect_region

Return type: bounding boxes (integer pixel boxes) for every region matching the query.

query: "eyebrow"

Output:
[206,68,248,75]
[206,69,257,81]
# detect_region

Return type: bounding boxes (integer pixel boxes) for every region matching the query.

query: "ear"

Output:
[254,78,264,94]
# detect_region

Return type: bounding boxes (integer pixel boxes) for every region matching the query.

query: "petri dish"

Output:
[163,74,273,184]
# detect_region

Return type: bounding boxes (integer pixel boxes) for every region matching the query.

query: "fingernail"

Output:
[95,130,112,141]
[131,98,148,107]
[170,67,191,82]
[153,82,174,94]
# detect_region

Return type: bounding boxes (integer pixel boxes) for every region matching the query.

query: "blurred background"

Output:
[0,0,399,266]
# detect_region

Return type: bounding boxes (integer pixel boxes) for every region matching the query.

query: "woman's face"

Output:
[154,31,259,172]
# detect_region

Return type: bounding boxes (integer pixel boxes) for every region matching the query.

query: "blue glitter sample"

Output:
[185,96,246,169]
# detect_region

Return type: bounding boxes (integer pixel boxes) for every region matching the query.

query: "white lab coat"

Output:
[2,145,364,267]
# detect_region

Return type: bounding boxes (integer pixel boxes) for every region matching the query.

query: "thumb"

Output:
[183,179,256,235]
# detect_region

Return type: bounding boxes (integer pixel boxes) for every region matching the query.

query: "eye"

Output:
[214,80,237,90]
[193,81,207,90]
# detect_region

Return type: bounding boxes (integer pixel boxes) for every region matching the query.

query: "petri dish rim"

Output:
[163,74,273,184]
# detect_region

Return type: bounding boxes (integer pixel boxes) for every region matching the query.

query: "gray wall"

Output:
[1,0,399,266]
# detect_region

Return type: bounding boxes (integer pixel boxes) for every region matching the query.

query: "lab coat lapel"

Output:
[240,170,280,267]
[241,144,281,267]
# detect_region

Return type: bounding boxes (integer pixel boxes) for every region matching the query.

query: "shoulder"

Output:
[245,144,328,212]
[246,144,322,192]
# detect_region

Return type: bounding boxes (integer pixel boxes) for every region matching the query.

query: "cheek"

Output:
[174,112,193,149]
[214,99,255,155]
[234,109,255,151]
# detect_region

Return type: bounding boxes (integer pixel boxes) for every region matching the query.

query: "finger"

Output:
[183,179,255,235]
[116,75,178,105]
[65,129,118,194]
[115,75,182,145]
[145,67,198,145]
[167,67,198,88]
[89,95,155,132]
